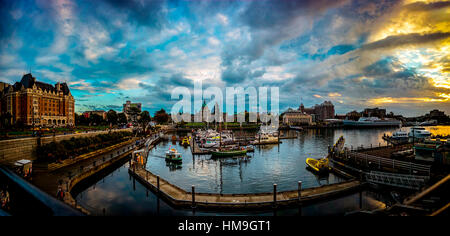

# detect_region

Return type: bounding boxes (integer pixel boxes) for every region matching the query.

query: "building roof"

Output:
[10,73,71,95]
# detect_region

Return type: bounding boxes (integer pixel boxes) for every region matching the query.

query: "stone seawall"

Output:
[0,128,133,164]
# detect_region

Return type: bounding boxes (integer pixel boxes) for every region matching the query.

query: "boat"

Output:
[392,130,408,139]
[252,126,280,145]
[305,157,331,173]
[201,139,220,148]
[343,117,401,127]
[165,148,182,162]
[289,126,303,131]
[181,137,190,147]
[211,148,247,157]
[419,120,437,126]
[408,127,431,138]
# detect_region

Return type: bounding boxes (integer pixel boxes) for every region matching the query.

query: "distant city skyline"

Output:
[0,0,449,117]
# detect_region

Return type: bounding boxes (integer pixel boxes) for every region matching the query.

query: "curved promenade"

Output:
[129,165,362,210]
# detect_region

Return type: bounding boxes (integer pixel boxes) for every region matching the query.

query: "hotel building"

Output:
[0,73,75,126]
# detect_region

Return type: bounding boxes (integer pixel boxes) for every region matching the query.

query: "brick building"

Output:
[299,101,335,121]
[0,73,75,126]
[282,108,312,125]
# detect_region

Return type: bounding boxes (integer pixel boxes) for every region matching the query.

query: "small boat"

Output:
[252,134,280,145]
[181,137,190,147]
[211,148,247,157]
[165,148,182,162]
[289,126,303,131]
[305,157,330,173]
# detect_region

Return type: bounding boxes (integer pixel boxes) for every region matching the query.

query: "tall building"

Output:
[299,101,335,121]
[362,108,386,118]
[82,110,107,120]
[0,73,75,126]
[123,100,142,123]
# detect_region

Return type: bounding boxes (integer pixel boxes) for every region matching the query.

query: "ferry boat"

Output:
[289,126,303,131]
[419,120,437,126]
[408,127,431,138]
[165,148,182,162]
[343,117,401,127]
[392,130,408,139]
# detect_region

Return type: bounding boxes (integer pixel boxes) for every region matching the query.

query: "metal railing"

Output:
[365,171,429,190]
[340,150,431,176]
[0,166,83,216]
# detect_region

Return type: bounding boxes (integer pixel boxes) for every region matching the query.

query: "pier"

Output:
[128,164,362,210]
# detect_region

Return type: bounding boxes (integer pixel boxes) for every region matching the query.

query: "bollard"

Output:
[157,175,160,192]
[298,181,302,200]
[192,185,196,208]
[273,184,277,207]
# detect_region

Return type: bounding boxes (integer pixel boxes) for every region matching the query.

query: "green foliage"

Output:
[106,110,118,125]
[36,131,132,163]
[117,112,128,124]
[154,108,169,124]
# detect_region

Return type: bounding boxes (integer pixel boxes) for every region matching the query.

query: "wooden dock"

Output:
[128,166,362,210]
[189,138,211,155]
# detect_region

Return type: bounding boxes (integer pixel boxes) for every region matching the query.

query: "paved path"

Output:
[130,166,362,209]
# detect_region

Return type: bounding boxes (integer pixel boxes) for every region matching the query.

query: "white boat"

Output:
[343,117,401,127]
[392,130,408,139]
[408,127,431,138]
[252,132,280,145]
[289,126,303,131]
[419,120,437,126]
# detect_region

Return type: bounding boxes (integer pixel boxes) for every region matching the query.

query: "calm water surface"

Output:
[74,126,449,215]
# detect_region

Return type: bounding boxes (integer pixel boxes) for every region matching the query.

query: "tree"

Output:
[139,111,151,133]
[90,114,103,126]
[0,112,12,129]
[128,106,141,124]
[106,110,118,125]
[154,108,169,124]
[118,112,128,125]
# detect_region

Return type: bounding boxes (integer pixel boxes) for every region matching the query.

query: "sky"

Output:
[0,0,449,117]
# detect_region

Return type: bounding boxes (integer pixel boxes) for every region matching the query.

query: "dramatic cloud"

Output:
[0,0,449,116]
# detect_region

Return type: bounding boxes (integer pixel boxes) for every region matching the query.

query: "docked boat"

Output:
[305,157,331,173]
[408,127,431,138]
[392,130,408,139]
[252,127,280,145]
[419,120,437,126]
[252,135,280,145]
[211,147,247,157]
[289,126,303,131]
[165,148,182,162]
[343,117,401,127]
[414,138,447,152]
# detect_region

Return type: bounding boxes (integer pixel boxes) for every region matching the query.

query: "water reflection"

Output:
[73,126,449,215]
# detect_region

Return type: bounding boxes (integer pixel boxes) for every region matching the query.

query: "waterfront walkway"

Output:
[129,165,362,210]
[32,136,154,214]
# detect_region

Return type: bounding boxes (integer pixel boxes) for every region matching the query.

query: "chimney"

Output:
[56,82,61,91]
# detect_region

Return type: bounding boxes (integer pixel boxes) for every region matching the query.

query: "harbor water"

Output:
[73,126,450,215]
